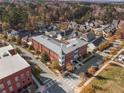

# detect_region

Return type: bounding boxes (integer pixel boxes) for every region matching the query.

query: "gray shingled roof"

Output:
[32,35,88,57]
[82,31,95,42]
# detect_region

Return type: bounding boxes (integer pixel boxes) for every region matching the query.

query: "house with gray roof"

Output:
[82,31,96,42]
[88,36,106,52]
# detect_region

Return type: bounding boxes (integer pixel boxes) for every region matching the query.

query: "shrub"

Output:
[41,53,50,63]
[22,42,29,48]
[66,62,73,72]
[51,61,61,71]
[15,47,22,54]
[16,37,22,45]
[3,33,8,40]
[88,66,98,75]
[11,36,16,42]
[28,45,34,50]
[80,85,95,93]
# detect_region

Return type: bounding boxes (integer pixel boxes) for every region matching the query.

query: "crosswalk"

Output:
[62,78,76,89]
[59,74,78,90]
[43,77,77,90]
[42,74,79,92]
[43,79,57,89]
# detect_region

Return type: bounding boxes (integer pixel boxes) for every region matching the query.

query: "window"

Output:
[9,86,13,92]
[15,76,19,82]
[16,82,20,88]
[28,78,30,81]
[26,71,30,77]
[21,74,24,80]
[22,81,25,83]
[7,80,11,86]
[2,90,6,93]
[0,83,4,90]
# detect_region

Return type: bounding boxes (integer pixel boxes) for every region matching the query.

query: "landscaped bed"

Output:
[91,64,124,93]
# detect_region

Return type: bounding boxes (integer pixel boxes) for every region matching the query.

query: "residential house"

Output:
[45,30,58,38]
[7,30,19,38]
[56,29,78,40]
[88,36,106,52]
[92,28,104,36]
[102,24,116,37]
[68,21,79,30]
[82,31,96,42]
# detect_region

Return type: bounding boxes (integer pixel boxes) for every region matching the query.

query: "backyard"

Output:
[91,64,124,93]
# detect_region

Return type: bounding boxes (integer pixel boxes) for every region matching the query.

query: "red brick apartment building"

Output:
[0,45,33,93]
[32,35,88,68]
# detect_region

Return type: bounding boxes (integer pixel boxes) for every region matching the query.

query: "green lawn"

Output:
[91,65,124,93]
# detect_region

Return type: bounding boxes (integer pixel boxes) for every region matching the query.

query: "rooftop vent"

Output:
[2,52,9,57]
[73,44,76,47]
[47,38,50,40]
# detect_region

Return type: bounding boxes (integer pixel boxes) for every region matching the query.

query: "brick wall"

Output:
[32,39,59,62]
[0,67,33,93]
[121,32,124,39]
[79,45,87,56]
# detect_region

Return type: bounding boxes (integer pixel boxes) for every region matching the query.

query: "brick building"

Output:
[32,35,88,68]
[0,45,33,93]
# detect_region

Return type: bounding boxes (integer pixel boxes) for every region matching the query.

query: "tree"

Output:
[22,41,29,48]
[98,41,110,51]
[28,45,34,50]
[11,36,16,42]
[3,32,8,40]
[2,6,28,29]
[66,62,73,72]
[35,50,41,55]
[2,22,10,31]
[41,53,50,63]
[15,47,22,54]
[80,85,95,93]
[88,66,98,75]
[51,61,61,71]
[16,37,22,45]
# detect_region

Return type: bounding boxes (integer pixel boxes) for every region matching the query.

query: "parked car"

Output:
[118,55,124,63]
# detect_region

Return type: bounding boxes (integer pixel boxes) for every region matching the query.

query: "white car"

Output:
[118,55,124,62]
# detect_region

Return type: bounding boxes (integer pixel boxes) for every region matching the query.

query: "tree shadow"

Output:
[93,85,103,90]
[95,75,111,80]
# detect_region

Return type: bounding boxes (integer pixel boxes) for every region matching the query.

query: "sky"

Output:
[50,0,124,2]
[56,0,124,2]
[0,0,124,3]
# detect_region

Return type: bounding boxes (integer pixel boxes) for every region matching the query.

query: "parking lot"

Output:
[74,53,103,75]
